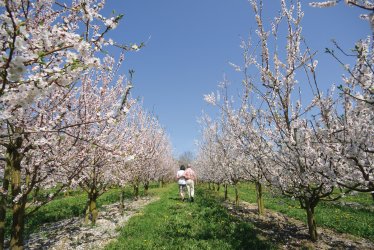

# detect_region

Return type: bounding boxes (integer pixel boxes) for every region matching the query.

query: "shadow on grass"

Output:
[169,197,183,201]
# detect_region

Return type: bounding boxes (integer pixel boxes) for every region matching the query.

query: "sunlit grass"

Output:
[106,184,275,250]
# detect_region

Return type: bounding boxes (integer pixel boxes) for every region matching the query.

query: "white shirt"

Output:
[177,170,186,185]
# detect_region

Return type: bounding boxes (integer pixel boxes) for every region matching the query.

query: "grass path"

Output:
[106,184,275,250]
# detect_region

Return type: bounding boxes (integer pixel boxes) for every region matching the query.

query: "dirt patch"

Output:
[224,201,374,250]
[24,197,159,250]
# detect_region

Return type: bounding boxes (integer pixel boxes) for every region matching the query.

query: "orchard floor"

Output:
[23,187,374,250]
[24,197,159,249]
[225,201,374,250]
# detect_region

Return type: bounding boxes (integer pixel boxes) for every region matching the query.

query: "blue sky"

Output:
[103,1,371,157]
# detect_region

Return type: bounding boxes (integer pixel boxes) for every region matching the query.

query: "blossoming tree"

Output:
[0,0,131,247]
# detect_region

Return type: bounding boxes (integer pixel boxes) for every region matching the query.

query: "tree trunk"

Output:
[119,189,125,215]
[255,181,265,215]
[133,184,139,200]
[9,146,26,249]
[85,194,98,225]
[143,182,149,196]
[234,185,239,207]
[64,188,71,197]
[10,200,26,250]
[32,186,39,203]
[216,183,220,191]
[0,150,12,250]
[305,200,318,241]
[224,184,228,200]
[208,183,211,190]
[10,197,26,250]
[369,182,374,201]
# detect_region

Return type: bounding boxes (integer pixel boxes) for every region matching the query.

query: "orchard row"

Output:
[0,1,175,249]
[195,0,373,243]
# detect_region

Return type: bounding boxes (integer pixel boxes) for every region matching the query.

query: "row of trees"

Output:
[0,1,175,249]
[195,0,373,242]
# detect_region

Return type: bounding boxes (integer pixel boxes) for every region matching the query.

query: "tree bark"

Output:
[0,149,11,250]
[224,184,228,200]
[10,197,26,250]
[255,181,265,215]
[305,200,318,241]
[133,184,139,200]
[369,182,374,201]
[234,184,239,207]
[32,186,39,203]
[85,194,98,225]
[9,146,26,250]
[119,189,125,215]
[143,182,149,196]
[64,188,71,197]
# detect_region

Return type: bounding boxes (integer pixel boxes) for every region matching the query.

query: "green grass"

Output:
[337,191,373,207]
[220,183,374,241]
[106,184,275,250]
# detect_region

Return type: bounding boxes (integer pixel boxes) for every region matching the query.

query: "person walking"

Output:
[184,165,197,202]
[176,165,187,201]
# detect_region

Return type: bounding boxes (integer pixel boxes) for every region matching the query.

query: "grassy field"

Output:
[106,184,275,250]
[219,183,374,241]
